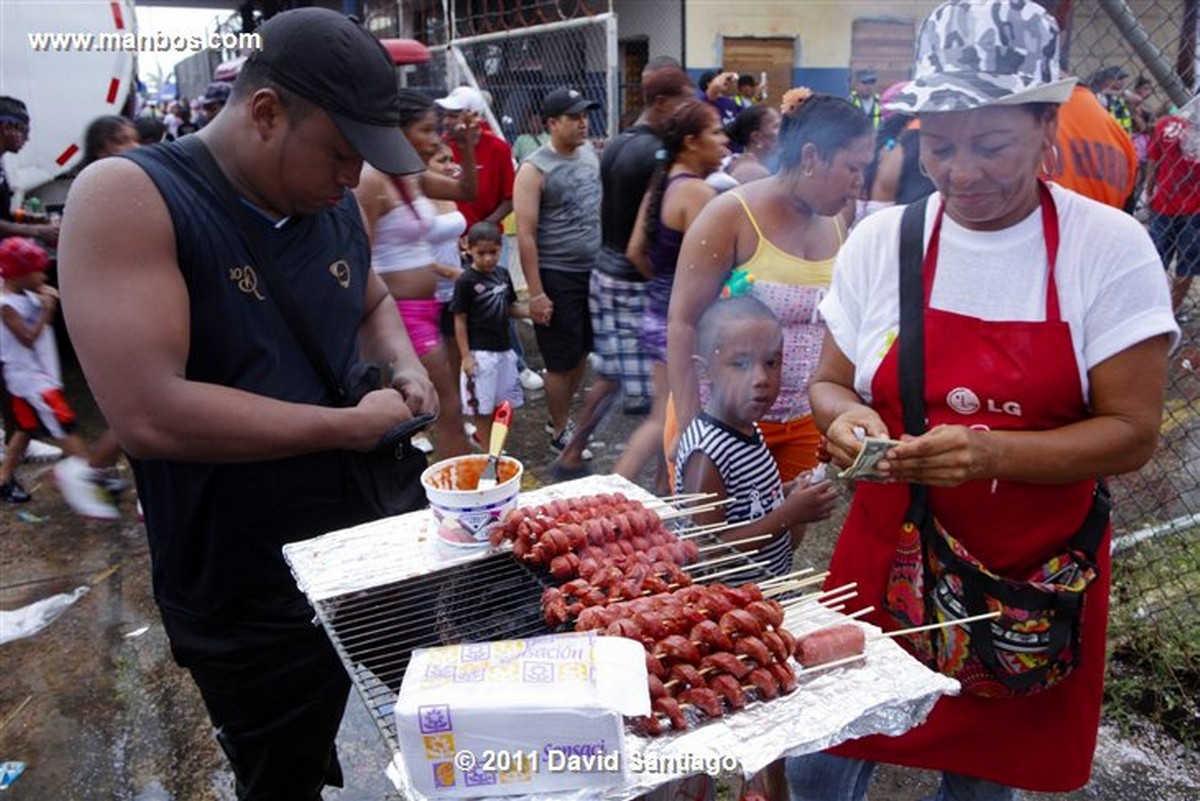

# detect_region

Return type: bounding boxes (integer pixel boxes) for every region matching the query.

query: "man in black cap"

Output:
[514,86,602,455]
[57,8,435,799]
[848,68,881,129]
[1091,65,1134,134]
[198,80,232,126]
[0,97,58,243]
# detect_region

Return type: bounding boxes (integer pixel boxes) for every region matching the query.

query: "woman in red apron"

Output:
[790,2,1178,799]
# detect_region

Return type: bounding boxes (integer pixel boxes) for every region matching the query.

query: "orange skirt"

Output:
[664,395,821,486]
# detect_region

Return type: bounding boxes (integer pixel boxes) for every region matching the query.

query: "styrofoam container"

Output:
[420,455,523,548]
[395,633,648,797]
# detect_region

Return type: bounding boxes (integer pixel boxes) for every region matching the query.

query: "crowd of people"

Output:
[0,0,1193,799]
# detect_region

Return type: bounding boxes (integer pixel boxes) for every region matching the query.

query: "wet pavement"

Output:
[1,321,1197,800]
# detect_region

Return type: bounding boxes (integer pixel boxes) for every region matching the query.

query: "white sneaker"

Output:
[0,428,63,463]
[25,439,64,463]
[53,456,120,520]
[549,420,593,461]
[519,368,545,391]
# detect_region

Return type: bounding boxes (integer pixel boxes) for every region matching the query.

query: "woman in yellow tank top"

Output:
[666,94,874,482]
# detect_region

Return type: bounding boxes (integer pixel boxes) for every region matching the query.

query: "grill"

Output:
[285,474,960,797]
[287,474,713,752]
[316,552,552,746]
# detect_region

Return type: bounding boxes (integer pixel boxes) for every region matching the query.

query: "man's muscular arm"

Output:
[58,158,415,461]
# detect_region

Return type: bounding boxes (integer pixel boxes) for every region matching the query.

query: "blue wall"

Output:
[792,68,851,98]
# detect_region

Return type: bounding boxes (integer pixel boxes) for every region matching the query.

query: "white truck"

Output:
[1,0,138,208]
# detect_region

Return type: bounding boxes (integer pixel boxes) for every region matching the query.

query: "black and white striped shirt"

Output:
[674,413,792,578]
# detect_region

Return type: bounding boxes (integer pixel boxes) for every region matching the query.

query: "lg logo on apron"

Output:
[946,386,1023,417]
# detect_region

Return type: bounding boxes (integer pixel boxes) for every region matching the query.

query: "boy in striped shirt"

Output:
[674,296,837,577]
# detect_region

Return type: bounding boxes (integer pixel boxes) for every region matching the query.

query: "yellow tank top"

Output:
[725,191,844,422]
[730,191,842,284]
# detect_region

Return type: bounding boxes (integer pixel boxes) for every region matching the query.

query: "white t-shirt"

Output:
[820,184,1179,405]
[0,289,61,398]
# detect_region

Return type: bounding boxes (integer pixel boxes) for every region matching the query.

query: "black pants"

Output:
[169,615,350,801]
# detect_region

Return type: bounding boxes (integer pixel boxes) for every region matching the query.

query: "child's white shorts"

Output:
[460,349,524,415]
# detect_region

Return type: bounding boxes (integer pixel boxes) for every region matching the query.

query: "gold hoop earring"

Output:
[1040,143,1061,176]
[918,160,931,179]
[803,166,814,178]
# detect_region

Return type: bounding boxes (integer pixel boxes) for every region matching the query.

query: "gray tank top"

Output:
[524,143,602,272]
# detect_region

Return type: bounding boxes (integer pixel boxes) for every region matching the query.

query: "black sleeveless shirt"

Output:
[123,142,377,633]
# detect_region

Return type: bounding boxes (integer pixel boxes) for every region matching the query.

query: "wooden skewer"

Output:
[780,591,858,616]
[683,550,761,572]
[840,605,875,622]
[695,561,768,582]
[805,589,858,610]
[657,492,719,505]
[696,533,776,553]
[786,601,847,620]
[675,521,736,539]
[761,571,828,597]
[878,610,1001,639]
[658,498,738,520]
[760,568,821,588]
[779,581,858,609]
[795,606,876,636]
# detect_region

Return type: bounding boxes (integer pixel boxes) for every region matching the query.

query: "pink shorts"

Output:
[395,298,443,358]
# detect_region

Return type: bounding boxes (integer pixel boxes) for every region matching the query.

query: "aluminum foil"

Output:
[384,609,959,801]
[284,474,660,603]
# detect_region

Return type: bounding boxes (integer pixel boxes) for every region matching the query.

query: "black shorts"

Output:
[534,268,593,373]
[166,614,350,801]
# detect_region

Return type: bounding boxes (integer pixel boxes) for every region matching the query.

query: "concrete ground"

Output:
[0,321,1197,800]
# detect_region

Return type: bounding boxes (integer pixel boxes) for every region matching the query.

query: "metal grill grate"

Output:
[313,551,554,750]
[311,535,773,753]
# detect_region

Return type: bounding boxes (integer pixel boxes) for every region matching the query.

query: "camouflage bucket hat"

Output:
[887,0,1077,114]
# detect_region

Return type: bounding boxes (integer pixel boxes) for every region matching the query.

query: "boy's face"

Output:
[701,317,783,432]
[468,240,502,272]
[9,270,46,291]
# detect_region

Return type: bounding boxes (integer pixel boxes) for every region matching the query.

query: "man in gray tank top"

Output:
[514,86,602,451]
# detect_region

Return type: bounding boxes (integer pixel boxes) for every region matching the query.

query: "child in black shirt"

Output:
[450,222,529,445]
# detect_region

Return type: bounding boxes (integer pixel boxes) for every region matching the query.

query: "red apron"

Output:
[827,186,1111,792]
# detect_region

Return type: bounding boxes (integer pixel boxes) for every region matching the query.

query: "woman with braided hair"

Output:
[355,89,480,457]
[618,99,727,492]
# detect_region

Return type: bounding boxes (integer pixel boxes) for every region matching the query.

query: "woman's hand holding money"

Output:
[825,407,891,469]
[885,425,1000,487]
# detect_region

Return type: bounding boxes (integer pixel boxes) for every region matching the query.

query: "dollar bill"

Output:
[837,436,903,481]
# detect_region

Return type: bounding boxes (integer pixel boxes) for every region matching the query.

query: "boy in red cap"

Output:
[0,237,119,515]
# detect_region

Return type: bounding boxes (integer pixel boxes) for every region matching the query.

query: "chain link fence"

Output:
[384,0,618,145]
[1051,0,1199,747]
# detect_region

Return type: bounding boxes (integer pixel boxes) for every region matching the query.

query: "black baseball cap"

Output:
[249,8,422,175]
[201,81,233,107]
[543,87,600,118]
[855,68,878,84]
